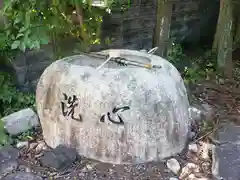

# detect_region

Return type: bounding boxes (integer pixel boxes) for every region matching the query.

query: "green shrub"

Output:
[0,72,35,118]
[0,72,36,147]
[167,42,217,84]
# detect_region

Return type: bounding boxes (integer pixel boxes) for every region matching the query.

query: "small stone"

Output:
[0,146,19,177]
[201,161,211,175]
[78,172,85,176]
[136,163,146,171]
[218,78,224,84]
[49,172,57,176]
[53,144,77,162]
[188,106,202,122]
[2,172,43,180]
[186,163,199,170]
[163,168,171,173]
[186,151,198,163]
[107,168,114,175]
[198,141,212,160]
[169,178,178,180]
[188,173,196,179]
[40,145,78,170]
[189,131,196,140]
[28,142,38,151]
[81,167,88,172]
[188,143,198,153]
[1,108,39,135]
[35,152,43,158]
[35,142,46,153]
[25,167,31,173]
[201,103,214,121]
[166,158,181,175]
[86,164,93,171]
[187,174,210,180]
[179,163,200,179]
[194,172,206,178]
[16,141,28,149]
[196,178,210,180]
[189,102,214,122]
[18,165,26,171]
[40,151,63,170]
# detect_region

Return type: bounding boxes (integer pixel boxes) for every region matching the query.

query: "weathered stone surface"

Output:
[2,172,43,180]
[36,49,190,164]
[212,123,240,180]
[0,146,19,178]
[1,108,39,135]
[40,145,78,170]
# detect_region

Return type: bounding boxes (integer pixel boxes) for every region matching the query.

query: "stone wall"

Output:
[98,0,219,49]
[98,0,157,51]
[11,0,158,92]
[170,0,219,45]
[12,45,55,92]
[10,0,219,93]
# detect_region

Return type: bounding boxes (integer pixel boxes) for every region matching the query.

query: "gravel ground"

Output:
[18,145,177,180]
[1,126,214,180]
[8,127,179,180]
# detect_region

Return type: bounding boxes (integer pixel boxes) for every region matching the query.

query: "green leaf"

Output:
[19,27,26,33]
[34,41,40,49]
[20,42,26,52]
[11,40,20,49]
[3,0,14,12]
[29,42,36,49]
[13,18,21,25]
[16,33,24,38]
[29,40,40,50]
[25,12,31,28]
[40,37,49,45]
[24,29,31,39]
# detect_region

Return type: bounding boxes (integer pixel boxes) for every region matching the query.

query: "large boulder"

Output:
[36,49,190,164]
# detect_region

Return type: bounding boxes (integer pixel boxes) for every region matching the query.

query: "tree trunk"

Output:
[212,0,223,50]
[233,2,240,51]
[75,3,84,27]
[153,0,172,57]
[213,0,233,78]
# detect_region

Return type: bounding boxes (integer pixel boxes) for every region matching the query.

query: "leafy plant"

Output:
[15,129,36,141]
[0,120,10,147]
[167,42,217,84]
[0,72,35,118]
[1,0,130,57]
[0,72,36,147]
